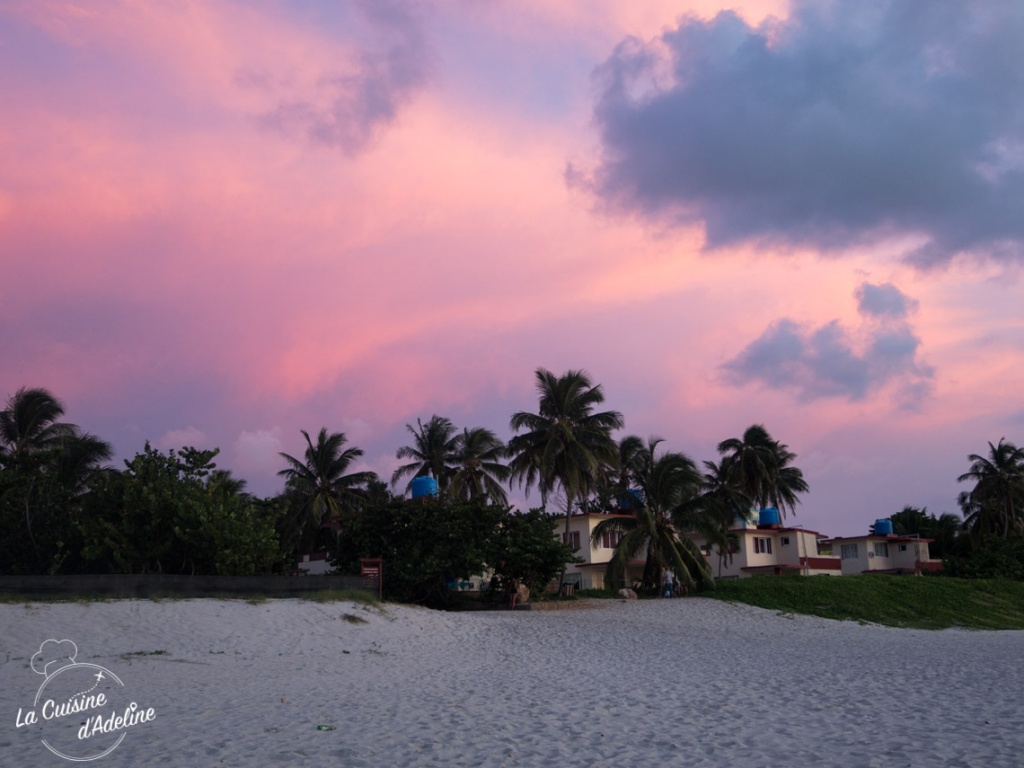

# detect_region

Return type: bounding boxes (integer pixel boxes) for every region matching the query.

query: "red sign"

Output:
[359,558,383,599]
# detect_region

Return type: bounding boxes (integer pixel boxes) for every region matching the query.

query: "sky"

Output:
[2,0,1023,537]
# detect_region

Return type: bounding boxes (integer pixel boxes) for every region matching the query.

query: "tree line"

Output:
[2,370,1022,592]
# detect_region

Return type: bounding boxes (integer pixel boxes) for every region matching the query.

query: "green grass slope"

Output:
[706,576,1024,630]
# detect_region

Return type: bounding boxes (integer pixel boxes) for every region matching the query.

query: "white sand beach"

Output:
[2,598,1022,767]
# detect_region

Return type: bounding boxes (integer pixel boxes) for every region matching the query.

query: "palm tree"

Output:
[0,387,79,462]
[603,434,649,510]
[890,505,962,558]
[691,458,750,576]
[592,445,713,591]
[509,369,623,588]
[391,415,459,493]
[957,439,1024,539]
[448,427,510,505]
[508,368,623,513]
[716,424,808,519]
[0,387,112,572]
[278,428,377,553]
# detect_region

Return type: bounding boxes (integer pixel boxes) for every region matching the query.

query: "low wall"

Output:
[0,574,378,598]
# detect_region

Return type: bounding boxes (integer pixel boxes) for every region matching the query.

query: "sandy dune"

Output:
[1,598,1022,767]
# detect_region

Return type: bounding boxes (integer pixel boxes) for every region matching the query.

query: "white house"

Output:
[552,507,842,588]
[554,512,646,591]
[296,551,333,574]
[827,521,942,575]
[693,517,841,579]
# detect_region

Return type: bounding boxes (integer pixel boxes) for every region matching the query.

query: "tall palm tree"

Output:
[716,424,808,519]
[278,428,377,553]
[957,438,1024,539]
[508,368,623,514]
[509,369,623,587]
[448,427,510,505]
[592,446,713,591]
[391,415,459,493]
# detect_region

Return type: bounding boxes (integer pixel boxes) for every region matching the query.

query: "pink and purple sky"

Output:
[3,0,1023,536]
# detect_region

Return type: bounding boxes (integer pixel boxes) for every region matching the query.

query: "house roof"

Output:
[576,560,645,569]
[555,512,636,521]
[826,534,934,544]
[729,526,828,538]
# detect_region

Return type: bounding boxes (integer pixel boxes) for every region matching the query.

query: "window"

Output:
[899,544,908,552]
[563,531,580,551]
[754,537,772,555]
[781,537,791,546]
[841,543,859,560]
[601,530,624,549]
[873,542,889,557]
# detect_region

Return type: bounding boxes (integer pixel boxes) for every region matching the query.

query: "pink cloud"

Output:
[2,0,1023,537]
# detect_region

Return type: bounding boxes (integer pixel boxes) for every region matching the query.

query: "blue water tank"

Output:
[411,476,438,499]
[874,518,894,536]
[759,507,780,527]
[618,489,642,510]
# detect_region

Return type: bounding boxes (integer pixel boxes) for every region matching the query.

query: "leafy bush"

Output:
[942,535,1024,580]
[332,499,577,608]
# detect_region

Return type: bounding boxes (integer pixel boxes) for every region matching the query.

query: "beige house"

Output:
[552,508,841,588]
[827,531,942,575]
[554,512,646,591]
[692,519,841,579]
[551,508,948,589]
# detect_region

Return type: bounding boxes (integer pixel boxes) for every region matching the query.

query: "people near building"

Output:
[661,568,675,598]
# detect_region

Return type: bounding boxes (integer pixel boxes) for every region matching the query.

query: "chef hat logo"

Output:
[31,639,79,677]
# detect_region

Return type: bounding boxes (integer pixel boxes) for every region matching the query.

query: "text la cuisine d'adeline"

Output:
[16,692,156,739]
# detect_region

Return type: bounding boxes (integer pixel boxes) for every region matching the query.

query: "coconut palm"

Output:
[0,387,112,572]
[391,415,459,493]
[0,387,79,462]
[688,458,750,576]
[448,427,510,505]
[509,369,623,587]
[957,439,1024,539]
[278,428,377,553]
[716,424,808,519]
[508,368,623,514]
[592,445,713,591]
[602,434,649,511]
[890,505,963,558]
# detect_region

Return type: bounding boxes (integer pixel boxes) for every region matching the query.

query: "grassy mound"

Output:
[706,575,1024,630]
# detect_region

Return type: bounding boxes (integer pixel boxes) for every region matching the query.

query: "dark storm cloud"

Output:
[587,0,1024,266]
[721,283,932,403]
[257,0,430,155]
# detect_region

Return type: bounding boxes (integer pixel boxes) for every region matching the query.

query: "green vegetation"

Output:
[592,439,714,592]
[708,575,1024,630]
[79,444,285,575]
[3,379,1023,611]
[332,497,575,608]
[508,368,624,587]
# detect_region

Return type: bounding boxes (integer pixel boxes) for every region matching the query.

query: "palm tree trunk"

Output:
[558,492,574,593]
